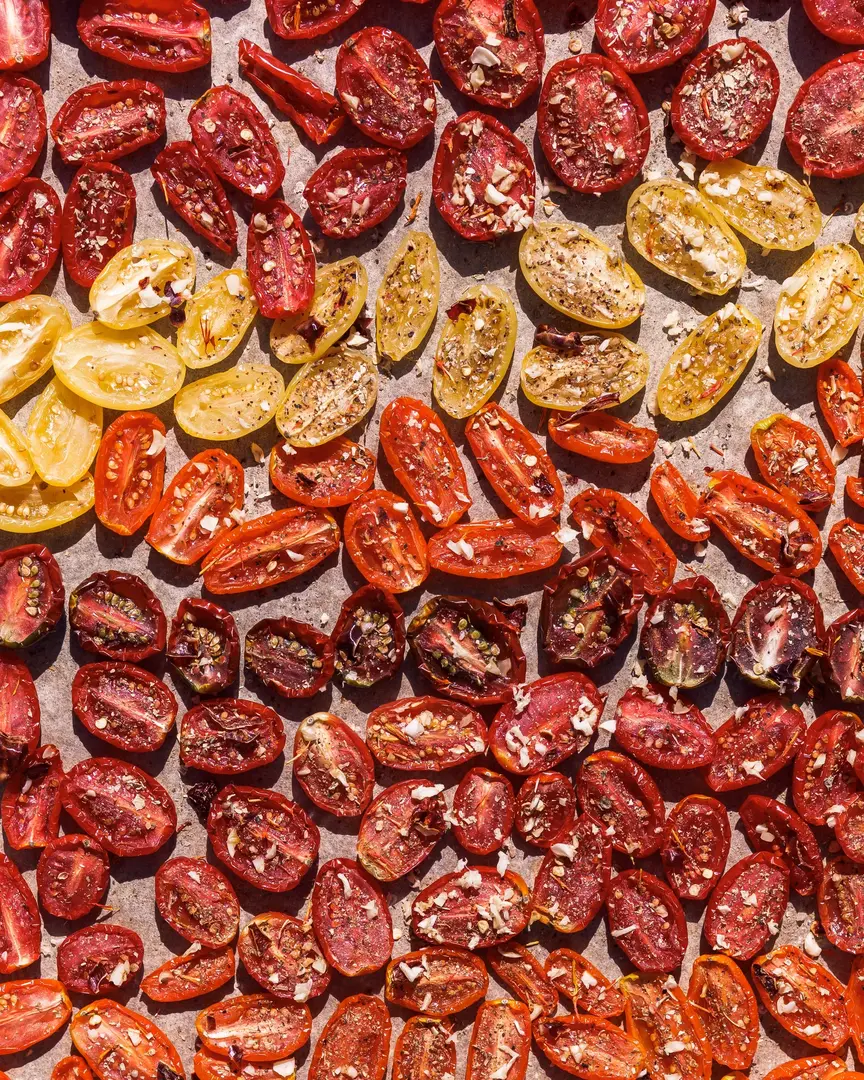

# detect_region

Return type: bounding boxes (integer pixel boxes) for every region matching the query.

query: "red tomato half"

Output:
[36,834,109,920]
[817,358,864,447]
[433,0,544,109]
[829,517,864,592]
[828,608,864,703]
[195,994,311,1062]
[433,112,535,241]
[0,0,49,70]
[305,147,406,238]
[0,76,44,193]
[578,750,665,858]
[467,1000,531,1080]
[751,413,835,514]
[739,794,823,896]
[94,412,165,537]
[72,662,176,753]
[293,711,374,817]
[545,949,624,1017]
[71,1001,183,1080]
[752,945,849,1051]
[247,200,315,319]
[539,55,649,192]
[245,617,334,699]
[532,813,611,933]
[57,923,143,996]
[687,955,758,1069]
[488,943,558,1020]
[385,947,487,1016]
[69,571,166,662]
[803,0,864,41]
[548,410,657,463]
[0,650,39,780]
[270,437,374,507]
[357,779,447,881]
[336,27,435,149]
[52,1058,94,1080]
[50,80,166,165]
[0,177,59,301]
[614,685,715,770]
[0,979,70,1056]
[152,141,236,254]
[168,597,239,695]
[344,490,427,592]
[62,163,136,288]
[189,85,285,199]
[180,698,285,774]
[452,768,515,855]
[311,858,393,976]
[660,794,729,900]
[819,857,864,953]
[393,1017,454,1080]
[836,793,864,862]
[412,866,531,948]
[308,996,390,1080]
[155,856,239,948]
[622,975,711,1080]
[146,449,244,566]
[0,544,63,648]
[238,911,330,1001]
[365,695,487,771]
[142,946,234,1004]
[792,709,861,825]
[1,743,61,849]
[77,0,211,72]
[266,0,366,40]
[428,518,561,579]
[331,584,405,688]
[650,462,709,543]
[606,869,687,972]
[786,52,864,178]
[596,0,714,72]
[671,39,779,159]
[514,772,575,848]
[705,852,789,960]
[0,851,40,973]
[534,1013,644,1080]
[706,695,805,791]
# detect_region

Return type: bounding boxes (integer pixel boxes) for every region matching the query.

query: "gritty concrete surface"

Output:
[6,0,864,1076]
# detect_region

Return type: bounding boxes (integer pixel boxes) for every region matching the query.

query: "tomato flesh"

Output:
[308,995,390,1080]
[0,177,59,301]
[622,974,711,1080]
[428,517,561,578]
[786,52,864,178]
[269,437,374,507]
[312,858,392,976]
[52,1057,94,1080]
[707,694,805,791]
[331,584,405,688]
[71,1000,183,1080]
[792,709,861,825]
[366,695,487,771]
[488,943,558,1021]
[548,409,657,463]
[534,1013,645,1080]
[596,0,715,72]
[639,576,730,688]
[803,0,864,41]
[817,357,864,446]
[266,0,366,40]
[247,199,315,319]
[245,617,334,699]
[51,80,166,165]
[238,913,329,1001]
[344,490,427,593]
[167,597,239,695]
[69,571,166,662]
[152,141,235,254]
[385,946,487,1017]
[357,780,447,882]
[142,946,234,1003]
[829,517,864,592]
[94,412,165,537]
[467,999,531,1080]
[0,851,38,973]
[615,685,715,770]
[751,413,835,513]
[514,771,575,848]
[305,147,406,238]
[77,0,211,72]
[0,544,63,647]
[412,866,531,948]
[1,743,62,849]
[0,979,70,1055]
[705,852,790,960]
[57,923,143,996]
[578,750,665,858]
[650,462,710,543]
[660,793,729,900]
[62,162,136,288]
[836,792,864,861]
[739,794,822,896]
[532,813,611,933]
[36,834,109,919]
[688,954,758,1069]
[0,650,38,779]
[195,994,311,1062]
[819,857,864,953]
[0,0,49,70]
[394,1017,454,1080]
[606,869,687,973]
[155,856,239,948]
[545,949,624,1017]
[72,662,175,753]
[293,711,374,817]
[0,75,44,193]
[452,767,514,855]
[753,945,849,1051]
[180,698,284,774]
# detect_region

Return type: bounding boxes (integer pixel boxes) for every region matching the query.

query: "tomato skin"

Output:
[687,955,758,1069]
[452,768,515,855]
[345,490,428,593]
[141,946,234,1003]
[534,1013,645,1080]
[69,571,166,662]
[393,1016,455,1080]
[803,0,864,41]
[366,695,487,771]
[650,462,709,543]
[385,946,488,1016]
[786,52,864,178]
[753,946,850,1051]
[311,858,393,976]
[309,995,390,1080]
[357,779,443,886]
[190,85,284,199]
[545,949,624,1017]
[660,794,729,901]
[817,358,864,447]
[380,397,471,528]
[247,200,315,319]
[751,413,835,514]
[0,0,49,70]
[155,857,239,949]
[705,852,790,960]
[0,544,63,648]
[71,662,176,753]
[196,994,312,1063]
[180,698,284,775]
[151,141,236,254]
[514,772,575,848]
[168,597,238,695]
[238,911,330,1001]
[639,576,730,689]
[706,695,805,792]
[52,1057,94,1080]
[331,584,405,688]
[269,437,375,508]
[1,743,62,849]
[606,869,687,973]
[0,851,38,973]
[0,177,59,301]
[57,923,143,996]
[0,76,44,193]
[819,857,864,953]
[94,412,165,537]
[305,147,406,239]
[428,517,562,579]
[412,866,531,948]
[266,0,366,40]
[77,0,211,72]
[829,517,864,592]
[50,80,166,165]
[532,813,611,933]
[739,794,822,896]
[245,617,334,699]
[37,834,109,920]
[549,410,657,463]
[622,974,711,1080]
[0,979,71,1056]
[62,163,136,288]
[793,709,861,825]
[615,686,715,770]
[848,955,864,1059]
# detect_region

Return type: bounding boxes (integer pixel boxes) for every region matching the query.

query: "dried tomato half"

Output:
[545,949,624,1017]
[428,517,562,578]
[753,945,849,1050]
[0,177,59,301]
[0,0,49,70]
[151,141,236,254]
[269,437,374,508]
[51,1057,93,1080]
[624,975,712,1080]
[247,199,315,319]
[36,834,109,919]
[614,685,715,770]
[167,598,238,696]
[331,584,405,688]
[490,672,603,775]
[0,544,63,648]
[155,857,239,948]
[650,462,710,543]
[207,785,318,892]
[94,412,165,538]
[488,943,558,1021]
[433,112,535,241]
[848,955,864,1059]
[238,911,330,1001]
[578,750,665,857]
[62,162,136,288]
[819,856,864,953]
[293,711,373,817]
[141,946,235,1003]
[467,999,531,1080]
[356,779,447,882]
[548,410,657,463]
[660,794,730,901]
[514,771,575,848]
[534,1013,645,1079]
[0,852,38,973]
[57,924,143,995]
[196,994,312,1062]
[180,699,285,775]
[704,852,790,960]
[366,695,487,770]
[792,709,861,825]
[606,869,687,973]
[266,0,366,39]
[408,595,525,705]
[344,490,428,593]
[687,954,758,1069]
[0,75,44,193]
[0,651,38,780]
[1,743,62,849]
[69,571,166,662]
[595,0,715,72]
[763,1058,849,1080]
[829,517,864,592]
[786,52,864,178]
[706,695,806,791]
[751,413,836,513]
[71,1000,183,1080]
[739,794,823,896]
[71,663,176,753]
[385,946,487,1016]
[393,1016,454,1080]
[76,0,211,73]
[245,617,333,699]
[50,80,166,165]
[639,577,730,688]
[817,358,864,447]
[532,813,611,933]
[412,866,530,948]
[308,995,390,1080]
[305,147,406,238]
[452,768,514,855]
[311,858,392,976]
[0,979,70,1055]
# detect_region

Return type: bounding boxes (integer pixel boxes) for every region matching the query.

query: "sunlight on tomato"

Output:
[0,474,94,533]
[376,231,439,363]
[26,378,102,487]
[271,257,367,365]
[522,329,649,411]
[0,296,71,406]
[177,269,258,369]
[175,363,285,441]
[90,238,196,329]
[0,410,32,487]
[277,347,378,447]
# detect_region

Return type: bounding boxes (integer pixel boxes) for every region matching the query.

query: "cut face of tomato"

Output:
[819,857,864,953]
[142,946,234,1003]
[488,944,558,1021]
[71,1000,183,1080]
[848,955,864,1060]
[1,743,61,849]
[271,257,367,367]
[385,946,487,1016]
[836,793,864,861]
[549,410,657,464]
[311,858,392,976]
[532,813,611,933]
[534,1013,645,1079]
[545,949,624,1018]
[238,912,330,1001]
[365,695,487,771]
[0,851,38,973]
[467,1000,531,1080]
[0,544,62,648]
[688,955,758,1069]
[266,0,366,39]
[792,709,861,825]
[177,270,257,371]
[705,852,789,960]
[763,1058,849,1080]
[428,517,561,578]
[606,869,687,973]
[753,945,849,1051]
[305,147,406,238]
[308,995,390,1080]
[196,994,311,1062]
[151,141,235,254]
[622,974,711,1080]
[174,363,285,443]
[168,598,238,696]
[77,0,211,72]
[277,346,378,447]
[36,834,109,919]
[0,178,59,301]
[293,711,374,817]
[270,438,375,508]
[786,53,864,177]
[0,75,44,193]
[829,517,864,592]
[72,662,176,753]
[344,491,427,593]
[452,768,514,855]
[394,1016,454,1080]
[0,979,70,1055]
[639,577,729,689]
[0,0,49,70]
[650,466,706,544]
[578,750,664,858]
[155,857,239,949]
[331,585,405,688]
[62,162,136,289]
[614,685,715,770]
[207,785,318,892]
[803,0,864,40]
[816,358,864,446]
[739,794,822,896]
[514,771,575,848]
[57,923,143,996]
[245,617,333,699]
[412,866,530,948]
[69,571,166,662]
[751,413,835,513]
[50,80,166,165]
[247,200,314,319]
[660,793,729,901]
[357,779,446,882]
[596,0,714,71]
[707,695,805,791]
[52,1057,94,1080]
[180,699,284,775]
[377,230,440,364]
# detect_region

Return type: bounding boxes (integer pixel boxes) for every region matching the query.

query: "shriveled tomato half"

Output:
[62,162,136,288]
[77,0,211,72]
[433,112,535,241]
[739,794,822,896]
[266,0,365,39]
[385,946,487,1016]
[535,1013,644,1080]
[0,851,38,973]
[614,685,714,770]
[344,490,427,593]
[412,865,531,948]
[763,1058,849,1080]
[827,608,864,703]
[331,585,404,688]
[155,857,239,948]
[380,397,471,528]
[366,695,487,770]
[94,412,165,537]
[786,52,864,178]
[539,54,649,192]
[245,617,333,699]
[308,995,390,1080]
[549,410,657,463]
[208,785,318,892]
[247,200,315,319]
[0,544,63,648]
[0,979,70,1055]
[545,949,624,1018]
[357,779,446,882]
[50,80,165,165]
[836,793,864,861]
[793,709,861,825]
[57,923,143,995]
[168,597,238,696]
[490,671,603,775]
[532,813,611,933]
[639,577,729,689]
[514,771,575,848]
[829,518,864,592]
[819,857,864,953]
[71,1000,183,1080]
[803,0,864,40]
[311,858,392,976]
[707,695,805,791]
[37,833,109,920]
[579,750,665,859]
[0,177,58,301]
[152,141,235,254]
[394,1016,454,1080]
[817,358,864,447]
[650,462,710,543]
[687,955,758,1069]
[1,743,61,849]
[180,698,284,775]
[189,85,284,199]
[467,1000,531,1080]
[753,945,849,1051]
[751,413,835,514]
[238,911,330,1001]
[196,994,311,1062]
[848,955,864,1059]
[142,946,234,1004]
[71,662,175,753]
[0,75,44,193]
[660,793,729,901]
[0,651,38,780]
[428,518,561,578]
[489,943,558,1021]
[293,711,374,817]
[705,852,789,959]
[69,571,166,662]
[51,1057,94,1080]
[452,767,514,855]
[672,39,779,159]
[305,147,406,238]
[606,869,687,973]
[623,975,711,1080]
[0,0,49,70]
[269,437,374,508]
[596,0,714,72]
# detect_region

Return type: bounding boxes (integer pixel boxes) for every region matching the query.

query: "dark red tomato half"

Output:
[639,576,730,688]
[817,358,864,447]
[433,0,545,109]
[311,858,393,976]
[36,834,109,920]
[0,178,59,301]
[606,869,687,972]
[538,54,649,192]
[245,617,333,699]
[265,0,366,40]
[0,851,39,973]
[293,711,375,818]
[0,75,44,193]
[336,27,435,149]
[545,949,625,1017]
[452,768,515,855]
[62,163,136,288]
[0,0,49,70]
[247,200,315,319]
[207,785,319,892]
[595,0,715,72]
[69,571,166,662]
[344,489,428,593]
[385,947,487,1017]
[660,794,730,901]
[707,695,806,791]
[0,544,63,648]
[77,0,210,73]
[50,80,166,165]
[94,412,165,538]
[751,413,836,514]
[412,865,531,948]
[803,0,864,41]
[142,945,235,1004]
[380,397,471,528]
[167,597,239,696]
[72,662,176,753]
[829,517,864,593]
[490,671,604,775]
[356,779,447,882]
[305,147,406,238]
[818,857,864,953]
[0,650,39,781]
[155,856,239,948]
[57,924,143,996]
[428,518,562,578]
[238,911,330,1001]
[365,695,487,771]
[189,85,284,199]
[614,684,715,770]
[151,141,236,254]
[488,943,559,1021]
[786,52,864,178]
[1,743,62,849]
[836,793,864,862]
[532,815,612,933]
[548,410,657,463]
[578,750,665,858]
[408,594,525,705]
[514,771,575,848]
[433,112,535,241]
[671,39,779,159]
[739,794,823,896]
[180,698,285,774]
[792,710,861,825]
[393,1017,455,1080]
[705,852,790,960]
[270,437,375,508]
[650,462,710,543]
[307,996,390,1080]
[331,584,405,688]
